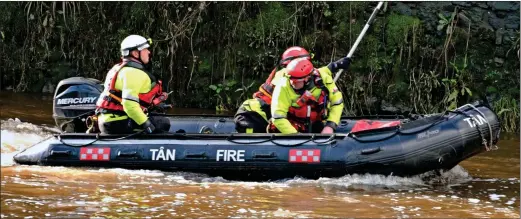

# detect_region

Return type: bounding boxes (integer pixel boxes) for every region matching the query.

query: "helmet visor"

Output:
[289,76,310,83]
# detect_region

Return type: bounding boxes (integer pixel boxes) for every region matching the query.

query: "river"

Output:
[1,91,519,218]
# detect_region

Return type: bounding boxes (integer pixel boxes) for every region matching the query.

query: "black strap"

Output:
[123,59,157,83]
[279,54,311,65]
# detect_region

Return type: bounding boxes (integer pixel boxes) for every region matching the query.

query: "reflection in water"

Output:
[1,91,519,218]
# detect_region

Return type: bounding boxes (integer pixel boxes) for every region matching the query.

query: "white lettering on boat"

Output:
[463,114,488,128]
[57,97,97,105]
[216,150,245,162]
[150,147,175,161]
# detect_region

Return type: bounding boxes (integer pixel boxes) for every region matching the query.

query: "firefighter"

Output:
[95,35,171,134]
[269,57,350,134]
[234,46,312,133]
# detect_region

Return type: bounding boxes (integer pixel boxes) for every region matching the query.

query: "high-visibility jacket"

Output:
[270,66,344,134]
[96,59,162,125]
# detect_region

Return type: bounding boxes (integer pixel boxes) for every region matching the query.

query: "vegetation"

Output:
[0,2,518,132]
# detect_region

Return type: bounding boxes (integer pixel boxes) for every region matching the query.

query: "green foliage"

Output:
[437,11,456,34]
[240,2,291,49]
[386,13,420,47]
[209,80,256,112]
[493,96,520,133]
[408,70,441,114]
[442,61,473,110]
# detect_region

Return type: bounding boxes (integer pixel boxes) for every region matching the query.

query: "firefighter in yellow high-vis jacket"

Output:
[95,35,170,134]
[269,57,350,134]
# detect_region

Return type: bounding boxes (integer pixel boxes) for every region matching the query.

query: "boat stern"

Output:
[13,136,55,165]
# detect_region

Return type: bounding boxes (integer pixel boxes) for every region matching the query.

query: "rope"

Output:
[345,105,495,146]
[58,130,145,147]
[225,134,337,147]
[450,104,498,151]
[457,104,496,151]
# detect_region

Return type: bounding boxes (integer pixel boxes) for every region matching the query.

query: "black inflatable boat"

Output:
[13,77,501,180]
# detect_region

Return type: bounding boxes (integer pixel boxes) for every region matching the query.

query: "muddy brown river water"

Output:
[1,91,519,218]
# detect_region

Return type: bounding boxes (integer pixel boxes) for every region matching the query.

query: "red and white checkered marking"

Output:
[289,149,320,163]
[80,147,111,161]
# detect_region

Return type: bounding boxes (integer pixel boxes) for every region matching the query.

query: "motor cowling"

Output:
[53,77,103,133]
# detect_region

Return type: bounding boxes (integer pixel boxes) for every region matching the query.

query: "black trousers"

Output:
[234,111,270,133]
[99,115,171,134]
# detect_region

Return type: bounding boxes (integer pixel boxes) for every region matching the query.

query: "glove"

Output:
[323,121,338,133]
[142,119,156,134]
[327,57,352,72]
[321,126,334,134]
[152,92,169,105]
[158,103,173,110]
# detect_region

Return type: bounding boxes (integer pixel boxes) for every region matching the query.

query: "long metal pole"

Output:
[334,1,385,82]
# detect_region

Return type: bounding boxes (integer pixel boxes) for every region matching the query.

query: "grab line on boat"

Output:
[226,134,337,147]
[57,129,146,147]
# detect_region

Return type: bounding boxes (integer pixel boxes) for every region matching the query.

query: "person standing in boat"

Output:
[269,57,350,134]
[95,35,171,134]
[234,46,313,133]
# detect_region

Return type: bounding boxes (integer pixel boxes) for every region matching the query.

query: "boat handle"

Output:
[360,147,381,155]
[50,150,71,156]
[253,152,277,159]
[185,152,207,159]
[117,151,139,157]
[340,121,348,126]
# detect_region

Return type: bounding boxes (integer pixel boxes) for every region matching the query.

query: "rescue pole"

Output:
[333,1,385,82]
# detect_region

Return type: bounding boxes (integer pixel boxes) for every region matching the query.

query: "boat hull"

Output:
[14,103,500,180]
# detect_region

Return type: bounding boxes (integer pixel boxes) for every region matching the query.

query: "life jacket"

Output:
[253,67,278,105]
[96,59,163,114]
[253,83,274,105]
[268,71,330,133]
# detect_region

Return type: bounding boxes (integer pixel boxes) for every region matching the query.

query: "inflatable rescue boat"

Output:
[13,77,501,180]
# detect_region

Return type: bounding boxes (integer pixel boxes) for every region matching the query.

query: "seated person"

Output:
[95,35,170,134]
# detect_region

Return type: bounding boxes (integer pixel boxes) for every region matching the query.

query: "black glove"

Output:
[325,121,338,130]
[142,119,156,134]
[327,57,352,72]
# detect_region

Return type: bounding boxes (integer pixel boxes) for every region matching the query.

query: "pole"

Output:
[334,1,385,82]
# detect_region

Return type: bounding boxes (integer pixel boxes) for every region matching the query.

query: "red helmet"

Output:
[286,58,315,79]
[280,46,310,65]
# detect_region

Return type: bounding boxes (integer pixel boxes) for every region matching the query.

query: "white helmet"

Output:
[120,35,151,56]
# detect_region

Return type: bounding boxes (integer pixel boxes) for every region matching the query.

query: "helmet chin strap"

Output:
[131,50,152,70]
[303,78,314,90]
[128,50,143,63]
[136,50,144,64]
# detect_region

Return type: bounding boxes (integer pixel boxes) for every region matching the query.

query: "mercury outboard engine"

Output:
[53,77,103,133]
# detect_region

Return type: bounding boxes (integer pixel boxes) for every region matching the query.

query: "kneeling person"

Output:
[235,46,312,133]
[269,57,350,134]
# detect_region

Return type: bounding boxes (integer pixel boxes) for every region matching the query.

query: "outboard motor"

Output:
[53,77,103,133]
